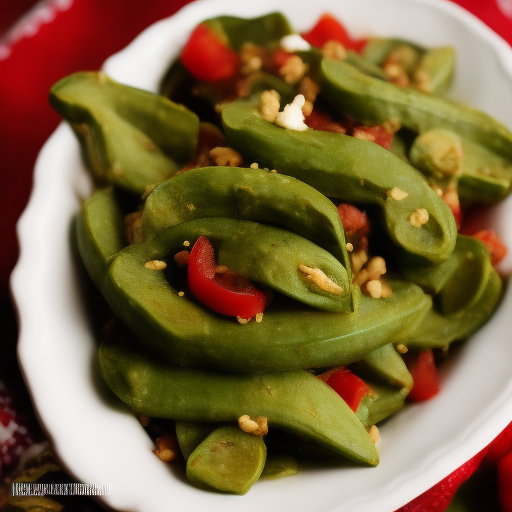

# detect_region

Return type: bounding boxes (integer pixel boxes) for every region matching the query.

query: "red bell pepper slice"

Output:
[403,349,440,402]
[499,449,512,512]
[187,236,267,319]
[180,23,240,82]
[318,366,370,412]
[470,229,507,267]
[302,13,352,49]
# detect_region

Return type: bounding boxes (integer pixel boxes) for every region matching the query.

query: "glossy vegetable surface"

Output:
[222,99,457,264]
[99,336,379,465]
[51,9,510,496]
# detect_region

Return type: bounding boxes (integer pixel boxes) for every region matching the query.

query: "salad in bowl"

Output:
[12,0,512,510]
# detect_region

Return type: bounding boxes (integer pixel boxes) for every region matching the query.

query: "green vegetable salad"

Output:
[49,11,509,494]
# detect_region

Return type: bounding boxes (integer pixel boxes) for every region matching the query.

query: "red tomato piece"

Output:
[305,110,347,134]
[337,203,370,236]
[403,349,440,402]
[187,236,267,319]
[499,449,512,512]
[301,13,352,49]
[486,421,512,464]
[470,229,508,266]
[180,23,239,82]
[318,366,369,412]
[272,48,294,68]
[353,125,394,150]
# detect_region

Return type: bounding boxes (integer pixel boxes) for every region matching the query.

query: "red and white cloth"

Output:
[0,0,511,510]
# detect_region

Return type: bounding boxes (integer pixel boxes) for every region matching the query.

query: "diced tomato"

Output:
[302,13,352,49]
[305,110,347,134]
[306,111,394,150]
[180,23,240,82]
[470,229,507,266]
[403,349,440,402]
[272,48,294,68]
[318,366,370,412]
[187,236,267,319]
[337,203,370,236]
[353,125,394,150]
[486,421,512,464]
[441,190,463,231]
[498,449,512,512]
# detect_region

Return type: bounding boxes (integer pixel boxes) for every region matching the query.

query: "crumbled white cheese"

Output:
[280,34,311,52]
[275,94,308,131]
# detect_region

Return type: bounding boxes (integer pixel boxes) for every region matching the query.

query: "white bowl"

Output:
[11,0,512,510]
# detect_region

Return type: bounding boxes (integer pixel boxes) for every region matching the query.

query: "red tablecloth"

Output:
[0,1,511,510]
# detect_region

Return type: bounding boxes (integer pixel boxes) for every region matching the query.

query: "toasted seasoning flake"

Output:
[302,99,314,117]
[238,415,268,436]
[153,435,178,462]
[183,240,191,247]
[142,183,156,200]
[209,146,243,167]
[178,291,185,297]
[353,128,376,142]
[409,208,429,227]
[369,425,380,444]
[250,162,259,169]
[366,256,387,280]
[145,260,167,270]
[366,279,382,298]
[237,316,249,325]
[387,187,409,200]
[351,250,368,276]
[174,250,189,267]
[381,282,393,298]
[255,312,264,323]
[346,242,354,252]
[298,265,344,294]
[396,343,408,354]
[354,268,369,287]
[260,90,281,123]
[241,55,262,75]
[321,40,346,61]
[299,76,320,104]
[383,118,401,133]
[279,55,308,84]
